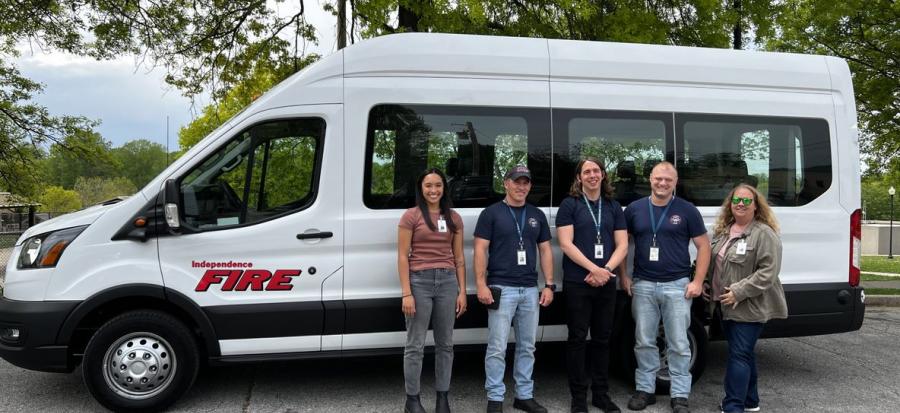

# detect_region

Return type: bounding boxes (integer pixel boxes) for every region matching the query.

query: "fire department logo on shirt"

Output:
[528,217,539,228]
[669,215,682,225]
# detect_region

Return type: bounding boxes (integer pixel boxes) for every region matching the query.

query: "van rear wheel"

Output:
[82,310,199,412]
[620,314,708,394]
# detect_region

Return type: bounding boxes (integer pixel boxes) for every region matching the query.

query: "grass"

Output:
[861,256,900,274]
[865,288,900,295]
[862,273,900,281]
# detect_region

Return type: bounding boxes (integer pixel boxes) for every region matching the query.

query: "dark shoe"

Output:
[436,391,450,413]
[571,397,589,413]
[593,394,622,413]
[487,400,503,413]
[626,391,656,411]
[513,398,548,413]
[405,394,426,413]
[670,397,690,413]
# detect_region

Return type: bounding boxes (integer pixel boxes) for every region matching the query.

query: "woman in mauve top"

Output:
[397,168,467,413]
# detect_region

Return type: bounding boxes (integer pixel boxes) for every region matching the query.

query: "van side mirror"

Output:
[164,179,181,229]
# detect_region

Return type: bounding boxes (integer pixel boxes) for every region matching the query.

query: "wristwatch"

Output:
[603,265,613,273]
[544,283,557,292]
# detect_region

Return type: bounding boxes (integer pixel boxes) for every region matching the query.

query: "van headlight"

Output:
[17,225,88,269]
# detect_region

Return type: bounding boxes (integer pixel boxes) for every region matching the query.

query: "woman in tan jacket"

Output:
[709,184,787,413]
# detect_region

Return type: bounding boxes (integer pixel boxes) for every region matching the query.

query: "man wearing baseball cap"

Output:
[474,165,555,413]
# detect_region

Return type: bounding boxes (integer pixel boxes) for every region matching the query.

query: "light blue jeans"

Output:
[484,285,539,402]
[632,277,693,398]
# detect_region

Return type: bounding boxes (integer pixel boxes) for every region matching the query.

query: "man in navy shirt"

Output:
[475,165,555,413]
[622,161,710,413]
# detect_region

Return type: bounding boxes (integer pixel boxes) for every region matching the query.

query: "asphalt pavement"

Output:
[1,307,899,412]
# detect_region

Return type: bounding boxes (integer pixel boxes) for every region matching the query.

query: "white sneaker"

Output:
[745,407,761,412]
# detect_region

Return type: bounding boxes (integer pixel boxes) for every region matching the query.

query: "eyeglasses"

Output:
[731,196,754,206]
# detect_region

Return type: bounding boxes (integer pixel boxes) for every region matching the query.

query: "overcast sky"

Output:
[16,1,339,150]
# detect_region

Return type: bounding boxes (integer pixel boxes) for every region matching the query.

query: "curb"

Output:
[865,295,900,307]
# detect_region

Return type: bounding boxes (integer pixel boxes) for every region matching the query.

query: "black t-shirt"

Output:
[624,196,707,282]
[474,201,552,287]
[555,195,627,283]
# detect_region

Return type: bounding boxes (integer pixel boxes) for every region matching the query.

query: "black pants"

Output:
[565,280,617,400]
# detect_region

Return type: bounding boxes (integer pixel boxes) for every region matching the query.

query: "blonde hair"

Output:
[713,184,780,237]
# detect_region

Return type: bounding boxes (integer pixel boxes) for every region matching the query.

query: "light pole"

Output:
[890,186,896,259]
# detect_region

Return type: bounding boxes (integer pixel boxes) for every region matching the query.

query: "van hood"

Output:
[16,200,125,245]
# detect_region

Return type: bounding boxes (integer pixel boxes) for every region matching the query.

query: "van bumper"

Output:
[0,297,79,373]
[762,283,865,338]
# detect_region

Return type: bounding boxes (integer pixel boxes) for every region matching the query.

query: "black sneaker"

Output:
[670,397,690,413]
[626,391,656,411]
[513,398,548,413]
[593,394,622,413]
[487,400,503,413]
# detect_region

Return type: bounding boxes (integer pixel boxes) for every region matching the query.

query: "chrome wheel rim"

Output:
[102,332,176,400]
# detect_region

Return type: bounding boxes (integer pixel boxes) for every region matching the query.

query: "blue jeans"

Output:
[632,277,692,398]
[721,320,764,413]
[484,285,539,402]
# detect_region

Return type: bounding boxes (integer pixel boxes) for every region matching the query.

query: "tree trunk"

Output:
[337,0,347,49]
[732,0,742,50]
[398,2,420,32]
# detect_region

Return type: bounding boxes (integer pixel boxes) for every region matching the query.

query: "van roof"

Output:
[343,33,836,92]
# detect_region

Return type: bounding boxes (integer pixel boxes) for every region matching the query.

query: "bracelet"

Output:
[402,293,413,298]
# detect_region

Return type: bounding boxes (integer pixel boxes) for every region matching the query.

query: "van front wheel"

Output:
[82,310,199,412]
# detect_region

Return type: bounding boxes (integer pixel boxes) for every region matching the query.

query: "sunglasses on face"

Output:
[731,196,754,206]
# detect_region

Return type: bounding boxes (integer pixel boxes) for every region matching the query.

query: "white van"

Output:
[0,33,864,411]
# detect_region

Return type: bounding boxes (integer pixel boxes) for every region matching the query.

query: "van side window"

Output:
[676,114,830,206]
[364,105,551,209]
[553,110,673,207]
[180,118,325,229]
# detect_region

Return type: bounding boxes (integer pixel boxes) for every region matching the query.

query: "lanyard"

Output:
[505,203,527,249]
[648,195,674,245]
[582,194,603,244]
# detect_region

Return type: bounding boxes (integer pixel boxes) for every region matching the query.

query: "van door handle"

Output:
[296,231,333,240]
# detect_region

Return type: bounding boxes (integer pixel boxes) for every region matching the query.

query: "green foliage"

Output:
[862,174,900,221]
[42,130,122,189]
[38,186,82,213]
[111,139,168,189]
[73,176,137,207]
[862,256,900,275]
[178,56,319,151]
[766,0,899,175]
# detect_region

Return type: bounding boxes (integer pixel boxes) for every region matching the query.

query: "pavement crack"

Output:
[241,368,257,413]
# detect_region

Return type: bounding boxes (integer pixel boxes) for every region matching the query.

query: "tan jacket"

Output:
[708,220,788,323]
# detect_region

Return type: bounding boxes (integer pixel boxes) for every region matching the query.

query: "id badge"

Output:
[517,249,527,266]
[736,240,747,255]
[437,218,448,233]
[594,244,604,259]
[649,246,660,262]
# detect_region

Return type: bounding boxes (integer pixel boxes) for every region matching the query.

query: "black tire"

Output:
[82,310,199,412]
[619,315,709,395]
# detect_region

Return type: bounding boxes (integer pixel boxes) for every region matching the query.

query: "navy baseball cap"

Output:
[504,165,532,181]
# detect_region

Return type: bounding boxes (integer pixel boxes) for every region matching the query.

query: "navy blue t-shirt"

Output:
[555,195,627,283]
[474,201,552,287]
[625,196,707,282]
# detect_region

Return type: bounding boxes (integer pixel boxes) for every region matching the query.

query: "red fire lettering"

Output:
[221,270,244,291]
[235,269,273,291]
[196,269,230,291]
[266,269,301,291]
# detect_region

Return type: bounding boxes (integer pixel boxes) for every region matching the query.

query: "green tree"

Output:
[73,176,137,207]
[38,186,82,213]
[766,0,899,175]
[178,57,319,151]
[42,131,122,189]
[112,139,168,189]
